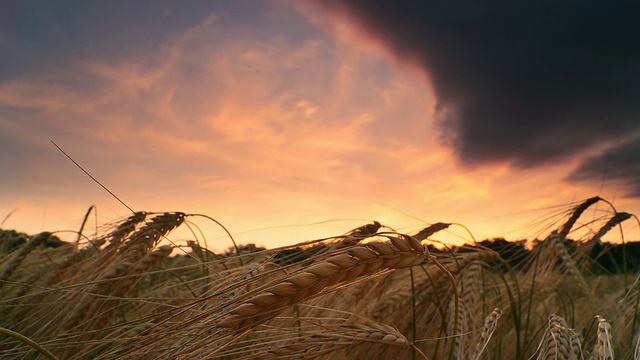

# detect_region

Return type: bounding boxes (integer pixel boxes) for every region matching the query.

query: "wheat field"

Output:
[1,196,639,359]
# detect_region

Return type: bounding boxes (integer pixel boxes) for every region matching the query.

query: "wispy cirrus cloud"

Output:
[0,1,449,246]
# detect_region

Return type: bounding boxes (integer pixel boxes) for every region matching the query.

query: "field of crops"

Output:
[0,196,638,359]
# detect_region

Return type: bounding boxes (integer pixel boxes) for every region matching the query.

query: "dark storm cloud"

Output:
[313,0,640,167]
[568,137,640,197]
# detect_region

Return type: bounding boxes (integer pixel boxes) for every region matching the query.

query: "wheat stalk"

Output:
[0,326,58,360]
[62,261,133,332]
[550,233,596,310]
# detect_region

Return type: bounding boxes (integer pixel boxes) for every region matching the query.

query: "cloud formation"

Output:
[311,0,640,168]
[568,137,640,197]
[1,1,452,244]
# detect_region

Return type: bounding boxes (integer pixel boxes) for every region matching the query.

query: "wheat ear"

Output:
[537,315,583,360]
[103,211,147,251]
[218,234,426,329]
[589,316,614,360]
[588,212,632,244]
[471,308,502,360]
[558,197,601,239]
[265,319,421,360]
[118,212,184,262]
[334,221,382,248]
[413,222,451,241]
[448,260,484,359]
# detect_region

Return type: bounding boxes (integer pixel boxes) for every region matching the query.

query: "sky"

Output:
[1,0,639,251]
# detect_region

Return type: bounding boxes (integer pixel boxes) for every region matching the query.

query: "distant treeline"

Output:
[471,238,640,275]
[2,228,637,275]
[0,229,67,252]
[225,237,640,275]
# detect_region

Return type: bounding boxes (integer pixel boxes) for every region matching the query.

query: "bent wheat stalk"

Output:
[0,326,58,360]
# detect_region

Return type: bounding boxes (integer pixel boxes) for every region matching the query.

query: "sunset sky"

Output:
[1,1,639,251]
